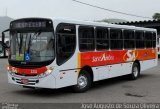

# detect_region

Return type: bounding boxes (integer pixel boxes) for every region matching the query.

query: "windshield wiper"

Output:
[27,30,42,53]
[27,34,31,53]
[19,34,23,55]
[31,30,42,40]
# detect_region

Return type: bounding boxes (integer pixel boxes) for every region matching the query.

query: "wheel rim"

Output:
[77,74,87,89]
[133,66,138,77]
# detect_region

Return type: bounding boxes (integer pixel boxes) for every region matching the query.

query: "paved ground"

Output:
[0,59,160,103]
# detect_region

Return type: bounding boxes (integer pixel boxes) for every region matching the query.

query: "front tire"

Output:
[73,70,91,93]
[129,63,140,80]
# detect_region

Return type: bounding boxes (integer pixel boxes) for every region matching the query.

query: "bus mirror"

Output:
[4,43,10,49]
[2,32,5,43]
[0,42,9,49]
[1,29,10,48]
[5,40,10,48]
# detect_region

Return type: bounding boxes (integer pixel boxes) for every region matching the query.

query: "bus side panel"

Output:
[94,65,110,81]
[80,48,157,81]
[140,59,157,72]
[108,62,133,79]
[56,70,77,88]
[92,62,133,81]
[91,67,99,81]
[55,53,78,89]
[86,62,133,81]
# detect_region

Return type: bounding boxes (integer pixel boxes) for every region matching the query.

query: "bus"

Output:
[6,18,158,92]
[0,32,9,58]
[0,41,9,58]
[157,37,160,55]
[0,41,6,58]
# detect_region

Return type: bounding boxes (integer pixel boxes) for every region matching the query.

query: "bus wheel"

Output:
[129,63,140,80]
[73,70,91,93]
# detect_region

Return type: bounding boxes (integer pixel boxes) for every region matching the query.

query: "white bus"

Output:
[0,41,6,57]
[0,33,9,58]
[6,18,158,92]
[157,36,160,55]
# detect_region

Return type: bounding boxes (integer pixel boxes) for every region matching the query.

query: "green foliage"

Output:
[153,13,160,20]
[97,18,127,23]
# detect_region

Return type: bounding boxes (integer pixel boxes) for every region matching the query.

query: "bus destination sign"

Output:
[11,22,47,28]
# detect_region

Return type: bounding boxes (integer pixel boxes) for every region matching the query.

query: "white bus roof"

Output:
[51,18,156,32]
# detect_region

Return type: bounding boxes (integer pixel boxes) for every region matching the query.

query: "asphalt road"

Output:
[0,58,160,104]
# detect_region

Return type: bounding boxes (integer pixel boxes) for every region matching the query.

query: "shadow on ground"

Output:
[11,73,152,97]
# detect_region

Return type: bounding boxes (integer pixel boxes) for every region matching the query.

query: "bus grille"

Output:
[12,75,39,85]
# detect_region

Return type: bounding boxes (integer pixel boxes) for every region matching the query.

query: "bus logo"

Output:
[92,53,114,62]
[123,50,138,62]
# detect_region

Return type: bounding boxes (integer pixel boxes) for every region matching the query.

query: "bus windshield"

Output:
[10,31,55,62]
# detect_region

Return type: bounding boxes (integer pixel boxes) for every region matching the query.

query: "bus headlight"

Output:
[7,65,15,76]
[38,67,53,78]
[7,66,10,71]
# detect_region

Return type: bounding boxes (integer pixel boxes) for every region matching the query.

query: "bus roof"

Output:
[52,18,156,32]
[11,17,157,32]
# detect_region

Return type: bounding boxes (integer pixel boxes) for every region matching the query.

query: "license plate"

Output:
[21,78,29,84]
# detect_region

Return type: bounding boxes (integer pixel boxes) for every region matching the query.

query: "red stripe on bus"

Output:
[8,66,47,75]
[79,48,156,67]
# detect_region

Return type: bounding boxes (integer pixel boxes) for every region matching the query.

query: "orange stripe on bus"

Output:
[79,48,156,67]
[77,52,81,76]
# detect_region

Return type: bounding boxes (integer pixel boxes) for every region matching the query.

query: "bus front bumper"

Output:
[7,72,56,89]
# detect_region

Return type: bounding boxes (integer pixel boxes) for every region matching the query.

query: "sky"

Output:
[0,0,160,21]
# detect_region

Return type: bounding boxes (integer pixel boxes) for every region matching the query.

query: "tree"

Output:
[97,18,127,23]
[152,13,160,20]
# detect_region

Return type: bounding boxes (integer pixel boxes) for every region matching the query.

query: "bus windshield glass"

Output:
[10,31,55,62]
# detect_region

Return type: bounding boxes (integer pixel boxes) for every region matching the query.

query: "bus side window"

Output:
[110,28,123,50]
[123,30,135,49]
[152,32,156,48]
[135,31,144,49]
[79,26,95,52]
[96,27,109,51]
[145,32,152,48]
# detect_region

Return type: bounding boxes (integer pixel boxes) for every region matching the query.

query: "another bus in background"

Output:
[157,36,160,55]
[0,31,9,58]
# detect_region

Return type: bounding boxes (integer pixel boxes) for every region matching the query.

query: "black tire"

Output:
[73,70,92,93]
[129,63,140,80]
